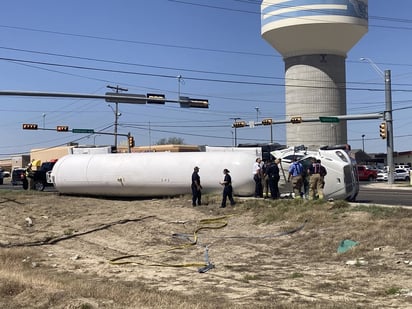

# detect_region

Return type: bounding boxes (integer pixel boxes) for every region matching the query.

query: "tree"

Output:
[156,137,185,145]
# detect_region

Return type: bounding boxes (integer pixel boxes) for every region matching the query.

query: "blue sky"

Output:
[1,0,412,158]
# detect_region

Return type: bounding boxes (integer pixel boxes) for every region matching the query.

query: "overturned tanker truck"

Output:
[49,144,358,201]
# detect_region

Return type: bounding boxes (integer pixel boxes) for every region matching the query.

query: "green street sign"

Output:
[319,116,340,123]
[72,128,95,134]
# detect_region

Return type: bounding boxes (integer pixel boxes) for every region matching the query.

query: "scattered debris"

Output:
[346,258,368,266]
[337,239,359,254]
[25,217,33,227]
[70,254,80,261]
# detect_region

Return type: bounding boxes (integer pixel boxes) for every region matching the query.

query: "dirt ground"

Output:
[0,190,411,308]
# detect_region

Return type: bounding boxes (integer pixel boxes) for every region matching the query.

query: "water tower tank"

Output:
[261,0,368,149]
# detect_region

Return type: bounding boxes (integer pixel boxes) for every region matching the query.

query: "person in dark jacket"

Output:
[219,168,236,208]
[267,158,281,199]
[191,166,202,206]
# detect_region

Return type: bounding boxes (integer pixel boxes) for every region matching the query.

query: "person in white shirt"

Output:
[252,157,263,197]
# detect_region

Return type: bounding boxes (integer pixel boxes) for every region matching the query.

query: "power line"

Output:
[3,56,412,92]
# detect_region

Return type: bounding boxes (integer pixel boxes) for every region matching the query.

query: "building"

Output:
[261,0,368,149]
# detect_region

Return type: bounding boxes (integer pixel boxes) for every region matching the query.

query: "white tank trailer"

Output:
[50,148,358,201]
[261,0,368,150]
[50,152,256,197]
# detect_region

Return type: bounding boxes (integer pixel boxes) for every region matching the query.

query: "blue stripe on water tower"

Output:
[262,0,368,26]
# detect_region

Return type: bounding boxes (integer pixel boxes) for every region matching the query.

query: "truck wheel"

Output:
[35,181,45,191]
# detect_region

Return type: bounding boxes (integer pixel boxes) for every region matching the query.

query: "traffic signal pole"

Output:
[385,70,394,184]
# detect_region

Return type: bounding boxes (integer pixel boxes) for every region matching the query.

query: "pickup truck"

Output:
[32,161,57,191]
[356,165,378,181]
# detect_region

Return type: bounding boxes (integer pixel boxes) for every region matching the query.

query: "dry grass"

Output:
[0,190,411,308]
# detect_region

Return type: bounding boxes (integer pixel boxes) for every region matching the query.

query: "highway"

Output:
[356,182,412,207]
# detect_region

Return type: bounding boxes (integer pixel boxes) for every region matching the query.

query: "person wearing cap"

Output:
[219,168,236,208]
[25,162,35,190]
[191,166,202,206]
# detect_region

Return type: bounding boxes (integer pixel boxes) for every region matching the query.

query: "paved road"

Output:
[357,182,412,207]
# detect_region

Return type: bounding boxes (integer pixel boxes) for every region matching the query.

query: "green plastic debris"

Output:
[337,239,359,254]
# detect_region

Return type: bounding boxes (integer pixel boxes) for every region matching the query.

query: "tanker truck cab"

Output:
[271,144,359,201]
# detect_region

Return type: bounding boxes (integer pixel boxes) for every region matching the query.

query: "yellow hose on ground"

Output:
[109,215,231,268]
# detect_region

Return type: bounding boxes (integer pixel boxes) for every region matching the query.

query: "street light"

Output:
[107,103,122,146]
[360,57,394,184]
[362,134,365,152]
[107,85,127,148]
[255,107,260,122]
[93,134,101,145]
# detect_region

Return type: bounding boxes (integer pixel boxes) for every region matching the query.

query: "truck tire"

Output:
[35,180,45,191]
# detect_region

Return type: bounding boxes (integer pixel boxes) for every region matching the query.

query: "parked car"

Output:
[376,168,410,181]
[0,168,3,185]
[356,165,377,181]
[395,165,410,171]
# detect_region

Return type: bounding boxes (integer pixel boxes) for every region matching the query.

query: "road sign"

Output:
[72,128,95,134]
[319,116,340,123]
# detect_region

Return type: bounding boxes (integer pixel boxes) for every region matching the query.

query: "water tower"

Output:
[261,0,368,149]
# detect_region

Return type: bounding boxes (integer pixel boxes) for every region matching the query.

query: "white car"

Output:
[395,165,410,171]
[376,169,410,181]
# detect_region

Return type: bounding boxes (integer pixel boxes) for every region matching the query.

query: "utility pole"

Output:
[107,85,127,148]
[384,69,394,184]
[362,134,365,152]
[230,117,241,147]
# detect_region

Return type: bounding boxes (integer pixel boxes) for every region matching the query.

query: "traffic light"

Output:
[379,122,387,139]
[56,126,69,132]
[128,136,135,147]
[261,118,273,125]
[146,93,166,104]
[232,121,247,128]
[22,124,38,130]
[290,116,302,124]
[179,96,209,108]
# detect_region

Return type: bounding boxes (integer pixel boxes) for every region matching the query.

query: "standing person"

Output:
[288,158,304,199]
[307,158,326,200]
[219,168,236,208]
[25,162,35,191]
[267,158,281,199]
[252,157,263,198]
[191,166,202,206]
[261,160,270,199]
